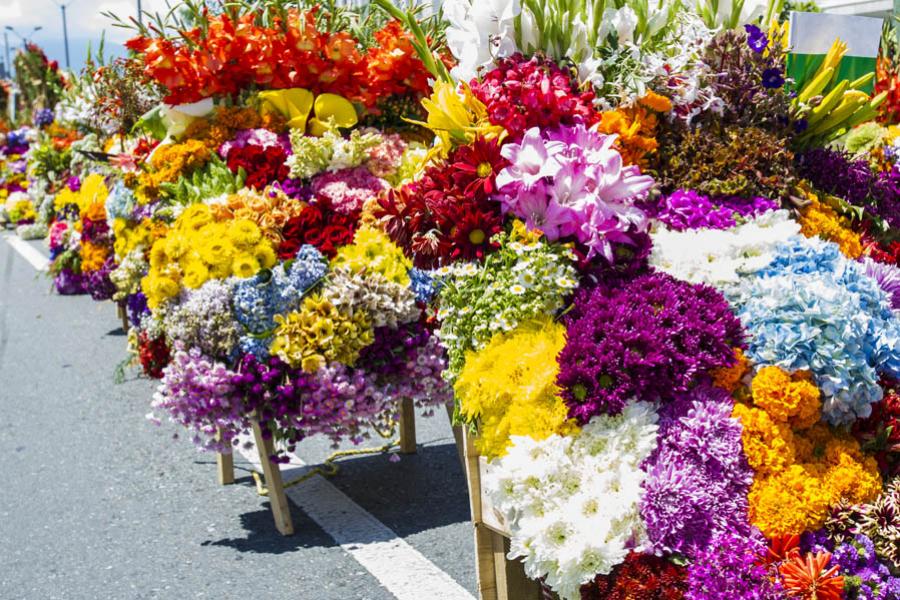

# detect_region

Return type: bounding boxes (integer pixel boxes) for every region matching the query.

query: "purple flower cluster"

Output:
[644,189,778,231]
[557,271,744,422]
[686,530,782,600]
[641,385,754,558]
[797,149,900,228]
[84,257,117,301]
[802,531,900,599]
[54,268,86,295]
[152,345,242,453]
[862,258,900,310]
[126,292,150,328]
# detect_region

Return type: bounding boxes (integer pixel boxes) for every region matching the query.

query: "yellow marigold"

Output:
[331,226,411,286]
[797,186,862,258]
[749,465,830,537]
[710,347,750,393]
[733,402,796,475]
[639,90,673,113]
[82,200,106,223]
[455,317,578,459]
[146,140,210,188]
[751,366,822,430]
[80,241,109,272]
[269,294,374,372]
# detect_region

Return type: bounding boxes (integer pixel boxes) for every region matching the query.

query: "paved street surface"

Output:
[0,234,477,600]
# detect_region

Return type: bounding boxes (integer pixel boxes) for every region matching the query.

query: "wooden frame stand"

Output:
[116,301,129,332]
[463,432,545,600]
[214,397,422,536]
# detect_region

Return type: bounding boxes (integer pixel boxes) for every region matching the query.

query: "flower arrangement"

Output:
[368,2,900,597]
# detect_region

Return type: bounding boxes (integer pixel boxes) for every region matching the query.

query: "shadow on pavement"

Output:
[201,507,337,554]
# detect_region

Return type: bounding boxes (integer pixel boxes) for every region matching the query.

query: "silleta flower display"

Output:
[7,0,900,596]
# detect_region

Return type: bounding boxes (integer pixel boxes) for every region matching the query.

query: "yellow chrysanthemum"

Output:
[232,254,261,279]
[331,226,412,286]
[455,317,577,459]
[796,185,863,258]
[227,219,263,248]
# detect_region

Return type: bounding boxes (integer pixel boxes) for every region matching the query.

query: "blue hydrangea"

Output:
[231,244,328,357]
[105,180,136,224]
[408,268,442,304]
[731,236,900,425]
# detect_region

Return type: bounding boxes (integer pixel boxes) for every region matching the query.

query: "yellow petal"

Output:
[313,93,358,129]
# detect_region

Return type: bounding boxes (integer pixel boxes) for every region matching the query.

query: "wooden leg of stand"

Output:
[474,524,499,600]
[216,429,234,485]
[493,533,541,600]
[398,397,417,454]
[251,419,294,536]
[445,402,466,470]
[117,302,129,331]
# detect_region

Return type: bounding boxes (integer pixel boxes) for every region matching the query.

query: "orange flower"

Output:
[710,347,750,393]
[778,551,844,600]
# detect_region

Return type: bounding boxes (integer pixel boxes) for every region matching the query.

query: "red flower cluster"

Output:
[470,54,600,141]
[853,377,900,477]
[580,552,688,600]
[126,10,433,107]
[278,200,359,259]
[375,138,506,268]
[138,332,171,379]
[862,232,900,264]
[223,144,290,190]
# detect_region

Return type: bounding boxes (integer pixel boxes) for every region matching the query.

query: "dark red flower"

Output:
[278,200,359,259]
[138,331,171,379]
[224,144,290,190]
[447,137,507,198]
[580,552,688,600]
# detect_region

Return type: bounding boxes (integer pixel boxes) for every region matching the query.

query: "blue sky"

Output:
[0,0,171,73]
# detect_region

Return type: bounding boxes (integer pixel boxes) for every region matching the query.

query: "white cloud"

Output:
[1,0,172,70]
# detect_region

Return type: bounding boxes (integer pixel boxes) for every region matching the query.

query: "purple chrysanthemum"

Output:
[862,257,900,309]
[641,384,754,558]
[686,530,783,600]
[644,189,778,231]
[557,271,744,422]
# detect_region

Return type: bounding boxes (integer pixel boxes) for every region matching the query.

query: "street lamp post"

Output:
[138,0,143,26]
[3,31,10,80]
[4,26,43,50]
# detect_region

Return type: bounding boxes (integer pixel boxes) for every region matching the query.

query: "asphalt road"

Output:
[0,234,477,600]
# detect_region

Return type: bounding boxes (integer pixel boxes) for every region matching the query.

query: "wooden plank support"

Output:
[398,397,417,454]
[464,430,544,600]
[216,428,234,485]
[445,402,466,470]
[251,418,294,536]
[117,301,129,332]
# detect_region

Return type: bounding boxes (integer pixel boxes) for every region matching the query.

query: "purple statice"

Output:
[33,108,54,128]
[557,271,744,422]
[151,345,242,453]
[862,258,900,310]
[641,384,754,558]
[126,292,150,328]
[686,530,783,600]
[797,149,900,228]
[84,257,117,301]
[54,268,86,295]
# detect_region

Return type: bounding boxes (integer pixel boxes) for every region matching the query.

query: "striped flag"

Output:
[788,11,884,93]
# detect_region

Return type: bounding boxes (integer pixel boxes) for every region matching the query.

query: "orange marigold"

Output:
[733,402,797,474]
[80,241,110,272]
[797,186,862,259]
[750,366,821,430]
[710,347,750,393]
[598,93,669,168]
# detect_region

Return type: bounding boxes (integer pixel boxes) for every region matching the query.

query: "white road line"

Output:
[235,433,475,600]
[4,234,50,271]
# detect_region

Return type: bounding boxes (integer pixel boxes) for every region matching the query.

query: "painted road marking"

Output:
[235,433,476,600]
[4,234,50,271]
[5,230,475,600]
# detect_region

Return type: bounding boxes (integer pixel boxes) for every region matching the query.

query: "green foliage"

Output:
[159,154,246,206]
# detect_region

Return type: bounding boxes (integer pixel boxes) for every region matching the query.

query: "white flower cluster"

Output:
[323,267,420,329]
[648,209,800,289]
[484,400,659,600]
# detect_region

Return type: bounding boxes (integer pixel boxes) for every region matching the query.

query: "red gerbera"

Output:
[448,137,508,198]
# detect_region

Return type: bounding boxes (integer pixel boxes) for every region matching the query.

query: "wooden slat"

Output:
[398,397,418,454]
[216,428,234,485]
[445,402,466,470]
[251,418,294,536]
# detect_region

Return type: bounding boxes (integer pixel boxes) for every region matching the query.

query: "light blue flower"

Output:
[731,236,900,425]
[409,268,442,304]
[105,180,136,224]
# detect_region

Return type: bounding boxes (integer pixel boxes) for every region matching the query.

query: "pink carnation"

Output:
[310,167,388,214]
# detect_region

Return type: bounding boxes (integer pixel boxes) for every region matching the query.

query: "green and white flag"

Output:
[787,11,884,93]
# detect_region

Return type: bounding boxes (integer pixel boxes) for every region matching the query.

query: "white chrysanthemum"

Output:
[649,209,800,289]
[483,400,659,600]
